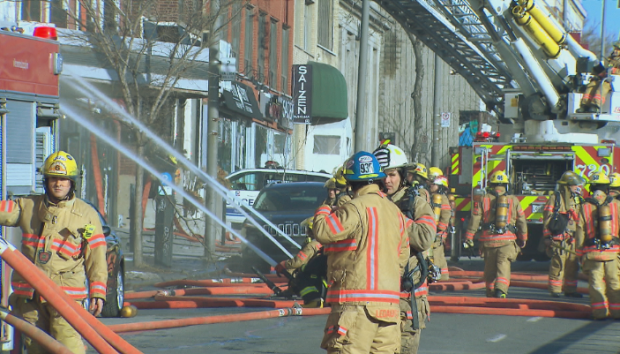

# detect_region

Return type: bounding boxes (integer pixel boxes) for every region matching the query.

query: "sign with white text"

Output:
[292,64,313,124]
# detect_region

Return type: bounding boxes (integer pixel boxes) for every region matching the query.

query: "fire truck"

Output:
[0,22,61,350]
[450,142,620,259]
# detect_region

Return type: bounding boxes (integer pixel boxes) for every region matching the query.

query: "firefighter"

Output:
[577,41,620,113]
[323,178,339,206]
[314,151,410,354]
[429,175,452,281]
[275,217,327,307]
[543,171,585,298]
[609,172,620,198]
[575,172,620,320]
[0,151,107,354]
[405,163,431,203]
[334,166,352,207]
[373,143,435,354]
[463,171,528,298]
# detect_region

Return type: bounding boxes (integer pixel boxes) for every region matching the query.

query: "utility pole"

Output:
[354,0,370,153]
[431,53,442,167]
[205,0,222,260]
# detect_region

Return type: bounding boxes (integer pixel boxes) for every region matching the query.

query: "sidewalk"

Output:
[114,227,241,291]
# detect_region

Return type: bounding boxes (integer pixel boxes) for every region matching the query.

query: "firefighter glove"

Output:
[274,261,287,277]
[517,239,527,248]
[463,239,474,249]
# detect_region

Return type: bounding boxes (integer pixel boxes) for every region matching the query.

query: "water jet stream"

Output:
[60,73,302,253]
[60,103,279,266]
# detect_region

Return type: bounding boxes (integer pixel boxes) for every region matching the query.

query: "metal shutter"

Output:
[35,127,53,194]
[6,100,36,195]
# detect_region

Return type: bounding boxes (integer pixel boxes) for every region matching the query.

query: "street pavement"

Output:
[89,254,620,354]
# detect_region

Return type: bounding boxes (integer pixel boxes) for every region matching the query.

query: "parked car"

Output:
[83,200,125,318]
[226,169,331,229]
[240,182,329,271]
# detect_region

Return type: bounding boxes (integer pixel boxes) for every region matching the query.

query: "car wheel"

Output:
[101,267,124,318]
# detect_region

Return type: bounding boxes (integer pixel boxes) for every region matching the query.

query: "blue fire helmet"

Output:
[343,151,386,182]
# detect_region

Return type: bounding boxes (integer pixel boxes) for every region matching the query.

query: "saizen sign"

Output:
[292,64,313,124]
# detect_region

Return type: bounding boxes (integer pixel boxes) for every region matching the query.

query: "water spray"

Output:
[60,73,302,251]
[60,104,283,264]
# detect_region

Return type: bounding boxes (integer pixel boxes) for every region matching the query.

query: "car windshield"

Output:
[253,184,326,212]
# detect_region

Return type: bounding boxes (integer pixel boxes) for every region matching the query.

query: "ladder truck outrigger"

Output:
[428,0,620,260]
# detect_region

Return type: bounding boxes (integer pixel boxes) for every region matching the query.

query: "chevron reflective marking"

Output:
[451,153,460,175]
[455,197,471,212]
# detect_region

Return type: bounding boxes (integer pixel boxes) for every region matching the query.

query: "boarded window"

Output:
[244,7,254,73]
[313,135,340,155]
[281,27,290,93]
[269,20,278,88]
[317,0,333,50]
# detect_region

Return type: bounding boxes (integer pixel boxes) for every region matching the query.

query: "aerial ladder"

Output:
[376,0,620,144]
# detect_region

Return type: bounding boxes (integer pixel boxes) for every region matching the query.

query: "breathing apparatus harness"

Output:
[394,185,439,330]
[584,195,619,250]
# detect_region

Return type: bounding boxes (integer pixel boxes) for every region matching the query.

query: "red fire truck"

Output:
[0,22,61,351]
[450,141,620,260]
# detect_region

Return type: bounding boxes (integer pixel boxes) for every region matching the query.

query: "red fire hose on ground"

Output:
[0,239,143,354]
[108,307,330,333]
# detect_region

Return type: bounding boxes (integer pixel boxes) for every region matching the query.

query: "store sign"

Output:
[279,96,293,129]
[292,64,312,124]
[221,81,262,119]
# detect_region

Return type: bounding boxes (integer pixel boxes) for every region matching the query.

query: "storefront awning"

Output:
[308,61,348,124]
[291,62,348,125]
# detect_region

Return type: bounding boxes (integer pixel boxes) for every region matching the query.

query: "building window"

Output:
[313,135,341,155]
[269,20,278,89]
[22,0,41,21]
[317,0,333,50]
[231,1,242,59]
[303,3,310,50]
[281,27,290,93]
[244,7,254,74]
[257,13,267,83]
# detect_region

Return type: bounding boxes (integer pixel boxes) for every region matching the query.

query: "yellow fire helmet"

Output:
[43,151,78,181]
[428,167,443,181]
[588,171,610,185]
[489,171,509,184]
[610,172,620,188]
[558,171,586,186]
[410,163,428,179]
[433,175,449,188]
[324,178,337,189]
[334,166,347,188]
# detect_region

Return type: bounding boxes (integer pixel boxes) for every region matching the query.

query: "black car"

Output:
[83,200,125,318]
[241,182,328,271]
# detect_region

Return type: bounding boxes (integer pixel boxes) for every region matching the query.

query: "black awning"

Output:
[221,81,263,120]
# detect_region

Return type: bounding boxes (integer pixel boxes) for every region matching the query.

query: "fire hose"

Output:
[0,239,142,354]
[0,308,73,354]
[107,307,331,333]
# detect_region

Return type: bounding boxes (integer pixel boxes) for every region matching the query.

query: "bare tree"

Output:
[580,21,617,59]
[60,0,241,266]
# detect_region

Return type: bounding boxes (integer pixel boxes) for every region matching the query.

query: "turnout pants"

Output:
[548,240,579,294]
[399,296,429,354]
[581,80,611,108]
[582,259,620,319]
[12,296,85,354]
[483,242,519,296]
[321,304,400,354]
[433,242,449,280]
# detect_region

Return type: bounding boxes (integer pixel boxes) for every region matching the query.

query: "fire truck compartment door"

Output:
[5,100,36,195]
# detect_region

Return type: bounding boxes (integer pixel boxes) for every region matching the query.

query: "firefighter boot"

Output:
[550,292,561,298]
[495,289,507,298]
